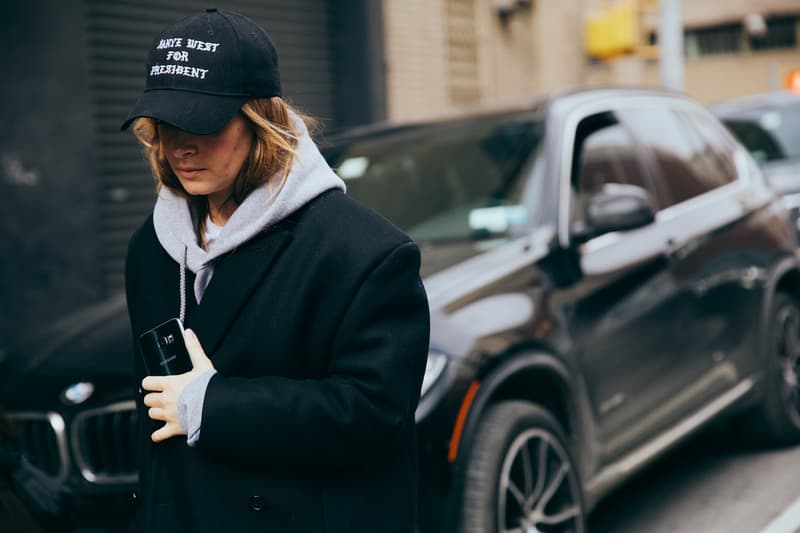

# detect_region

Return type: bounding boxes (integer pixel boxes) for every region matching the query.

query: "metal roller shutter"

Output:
[86,0,336,293]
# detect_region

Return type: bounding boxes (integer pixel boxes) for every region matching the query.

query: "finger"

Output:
[143,393,161,408]
[142,376,164,392]
[151,424,176,443]
[183,329,213,371]
[147,407,166,421]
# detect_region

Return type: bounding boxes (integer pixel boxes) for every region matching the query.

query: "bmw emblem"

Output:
[62,382,95,405]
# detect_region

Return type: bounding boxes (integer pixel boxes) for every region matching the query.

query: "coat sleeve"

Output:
[196,241,430,469]
[124,226,156,514]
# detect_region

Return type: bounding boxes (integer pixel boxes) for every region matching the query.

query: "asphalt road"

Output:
[588,425,800,533]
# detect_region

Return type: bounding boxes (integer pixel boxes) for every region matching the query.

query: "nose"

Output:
[171,130,198,158]
[160,124,197,158]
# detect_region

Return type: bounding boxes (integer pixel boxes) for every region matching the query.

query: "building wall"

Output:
[584,50,800,105]
[586,0,800,27]
[444,0,482,105]
[584,0,800,102]
[534,0,588,93]
[382,0,449,121]
[383,0,800,122]
[682,0,800,27]
[382,0,588,122]
[684,50,800,103]
[480,4,538,103]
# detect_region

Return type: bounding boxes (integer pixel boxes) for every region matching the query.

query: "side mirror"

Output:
[572,183,656,242]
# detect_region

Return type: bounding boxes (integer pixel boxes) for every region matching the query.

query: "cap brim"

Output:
[120,90,250,135]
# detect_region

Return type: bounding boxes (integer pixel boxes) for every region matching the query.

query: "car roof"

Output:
[317,98,544,146]
[317,85,686,148]
[711,90,800,117]
[548,84,686,107]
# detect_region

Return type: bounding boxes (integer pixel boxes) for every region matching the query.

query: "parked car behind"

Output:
[712,90,800,195]
[712,91,800,243]
[3,87,800,533]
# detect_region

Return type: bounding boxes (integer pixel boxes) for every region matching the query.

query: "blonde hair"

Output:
[132,97,314,246]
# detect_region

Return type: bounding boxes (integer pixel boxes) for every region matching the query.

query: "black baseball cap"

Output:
[121,8,281,135]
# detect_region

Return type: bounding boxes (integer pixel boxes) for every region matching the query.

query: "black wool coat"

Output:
[125,190,430,533]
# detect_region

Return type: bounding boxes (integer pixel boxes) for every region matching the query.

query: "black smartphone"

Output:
[138,318,193,376]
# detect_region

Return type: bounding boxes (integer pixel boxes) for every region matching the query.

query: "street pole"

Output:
[660,0,684,91]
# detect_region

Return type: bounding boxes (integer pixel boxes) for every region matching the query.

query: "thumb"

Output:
[183,329,214,372]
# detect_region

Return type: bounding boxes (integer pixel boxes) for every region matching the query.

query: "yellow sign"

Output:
[586,0,639,59]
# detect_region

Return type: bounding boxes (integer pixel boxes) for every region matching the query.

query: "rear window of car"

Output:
[322,114,543,245]
[721,104,800,163]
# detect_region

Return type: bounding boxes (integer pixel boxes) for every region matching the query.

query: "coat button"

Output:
[249,495,266,512]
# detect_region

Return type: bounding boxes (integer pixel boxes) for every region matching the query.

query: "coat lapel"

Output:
[187,227,293,358]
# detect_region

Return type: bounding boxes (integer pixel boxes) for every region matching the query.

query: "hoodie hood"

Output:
[152,110,345,306]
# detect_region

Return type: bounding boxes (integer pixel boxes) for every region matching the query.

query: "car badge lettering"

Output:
[62,382,95,405]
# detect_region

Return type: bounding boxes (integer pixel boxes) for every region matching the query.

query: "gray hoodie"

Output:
[153,111,345,310]
[151,111,345,445]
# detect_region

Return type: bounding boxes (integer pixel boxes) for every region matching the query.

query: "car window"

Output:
[620,107,727,206]
[722,119,785,162]
[571,111,657,225]
[721,104,800,163]
[323,114,543,245]
[676,108,737,185]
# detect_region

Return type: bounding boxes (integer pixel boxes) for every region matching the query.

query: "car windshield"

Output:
[722,104,800,163]
[322,112,544,269]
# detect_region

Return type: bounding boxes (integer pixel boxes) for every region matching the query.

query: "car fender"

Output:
[451,349,598,486]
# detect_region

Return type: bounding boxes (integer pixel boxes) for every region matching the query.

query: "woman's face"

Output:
[158,114,253,203]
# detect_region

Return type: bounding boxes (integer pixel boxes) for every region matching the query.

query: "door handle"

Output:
[665,237,686,261]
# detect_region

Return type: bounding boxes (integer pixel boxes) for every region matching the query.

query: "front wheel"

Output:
[748,291,800,445]
[735,291,800,446]
[459,401,585,533]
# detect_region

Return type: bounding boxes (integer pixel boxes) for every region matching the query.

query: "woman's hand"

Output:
[141,328,215,442]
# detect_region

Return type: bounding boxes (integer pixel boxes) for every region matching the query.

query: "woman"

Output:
[121,8,429,533]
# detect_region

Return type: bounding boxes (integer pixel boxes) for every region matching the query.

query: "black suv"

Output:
[3,87,800,533]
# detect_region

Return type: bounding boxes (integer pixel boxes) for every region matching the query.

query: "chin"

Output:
[177,182,211,197]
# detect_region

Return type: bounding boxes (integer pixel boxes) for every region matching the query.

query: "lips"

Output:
[175,167,205,179]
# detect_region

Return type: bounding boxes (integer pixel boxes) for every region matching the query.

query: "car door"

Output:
[619,103,775,405]
[563,105,704,461]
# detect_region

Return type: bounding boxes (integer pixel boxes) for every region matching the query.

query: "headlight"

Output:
[420,350,448,397]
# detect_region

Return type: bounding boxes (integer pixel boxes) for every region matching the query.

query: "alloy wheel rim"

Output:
[497,428,582,533]
[776,305,800,425]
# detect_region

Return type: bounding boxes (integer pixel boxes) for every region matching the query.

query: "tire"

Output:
[459,401,585,533]
[745,291,800,446]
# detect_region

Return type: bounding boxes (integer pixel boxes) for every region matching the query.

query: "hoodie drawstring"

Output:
[179,245,187,324]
